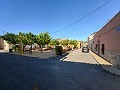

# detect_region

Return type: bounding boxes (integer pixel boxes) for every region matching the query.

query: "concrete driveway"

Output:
[61,49,98,64]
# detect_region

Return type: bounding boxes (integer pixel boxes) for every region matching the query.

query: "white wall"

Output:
[4,40,10,51]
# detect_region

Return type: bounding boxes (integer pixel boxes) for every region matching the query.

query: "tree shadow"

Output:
[0,52,120,90]
[0,51,120,77]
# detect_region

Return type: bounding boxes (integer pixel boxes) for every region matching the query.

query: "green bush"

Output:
[55,46,63,55]
[12,46,16,50]
[16,45,19,50]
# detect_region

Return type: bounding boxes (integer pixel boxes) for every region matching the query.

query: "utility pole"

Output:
[3,31,4,36]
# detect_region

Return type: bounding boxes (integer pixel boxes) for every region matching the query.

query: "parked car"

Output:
[82,47,89,53]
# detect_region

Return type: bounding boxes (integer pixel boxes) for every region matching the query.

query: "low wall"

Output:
[100,50,120,69]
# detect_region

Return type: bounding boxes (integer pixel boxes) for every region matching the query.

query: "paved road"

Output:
[61,49,98,64]
[0,49,120,90]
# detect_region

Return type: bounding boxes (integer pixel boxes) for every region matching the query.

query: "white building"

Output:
[88,32,96,51]
[0,38,10,51]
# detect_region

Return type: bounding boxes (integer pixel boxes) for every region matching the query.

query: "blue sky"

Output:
[0,0,120,41]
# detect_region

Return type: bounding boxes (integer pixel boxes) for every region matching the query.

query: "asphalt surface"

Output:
[0,49,120,90]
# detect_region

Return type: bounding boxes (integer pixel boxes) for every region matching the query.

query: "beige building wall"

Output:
[93,12,120,68]
[0,38,4,49]
[0,38,10,51]
[4,40,10,51]
[88,33,96,51]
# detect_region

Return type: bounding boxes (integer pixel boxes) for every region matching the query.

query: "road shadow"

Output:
[0,52,120,90]
[0,50,120,77]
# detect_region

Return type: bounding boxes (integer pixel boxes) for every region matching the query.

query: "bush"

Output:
[16,45,19,51]
[55,46,63,55]
[12,46,16,50]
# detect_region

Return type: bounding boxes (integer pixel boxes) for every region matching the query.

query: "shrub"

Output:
[16,45,19,50]
[55,46,63,55]
[12,46,16,50]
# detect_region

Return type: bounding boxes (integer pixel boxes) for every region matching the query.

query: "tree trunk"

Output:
[46,44,48,49]
[23,46,24,53]
[23,45,25,53]
[14,44,16,52]
[19,43,23,54]
[39,45,42,52]
[41,45,43,52]
[30,45,32,54]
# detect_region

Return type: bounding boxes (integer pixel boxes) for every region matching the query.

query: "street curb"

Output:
[49,49,77,61]
[89,50,120,77]
[102,66,120,77]
[47,52,70,60]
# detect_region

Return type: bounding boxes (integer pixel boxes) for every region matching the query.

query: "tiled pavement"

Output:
[61,49,98,64]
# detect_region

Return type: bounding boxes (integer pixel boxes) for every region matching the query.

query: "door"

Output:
[101,44,105,55]
[97,40,100,55]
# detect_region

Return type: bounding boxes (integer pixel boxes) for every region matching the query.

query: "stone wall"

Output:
[100,50,120,69]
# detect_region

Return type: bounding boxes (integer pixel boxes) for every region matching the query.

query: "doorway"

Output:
[101,44,105,55]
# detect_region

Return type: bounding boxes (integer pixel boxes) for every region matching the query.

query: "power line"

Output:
[51,0,112,34]
[61,19,110,38]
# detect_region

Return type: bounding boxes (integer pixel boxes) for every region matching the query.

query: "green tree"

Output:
[69,40,77,48]
[61,39,69,46]
[44,32,51,48]
[50,39,60,46]
[2,32,19,51]
[18,32,28,53]
[35,33,45,52]
[26,32,35,54]
[35,32,51,52]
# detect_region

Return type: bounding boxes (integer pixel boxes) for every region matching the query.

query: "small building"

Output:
[0,38,10,51]
[93,11,120,68]
[88,32,96,51]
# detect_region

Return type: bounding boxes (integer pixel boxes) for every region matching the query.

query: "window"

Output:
[101,44,105,55]
[95,44,98,51]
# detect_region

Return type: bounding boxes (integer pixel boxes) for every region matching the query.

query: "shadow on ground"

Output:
[0,52,120,90]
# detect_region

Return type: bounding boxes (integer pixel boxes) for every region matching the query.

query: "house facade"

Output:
[93,11,120,68]
[0,38,10,51]
[88,32,96,51]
